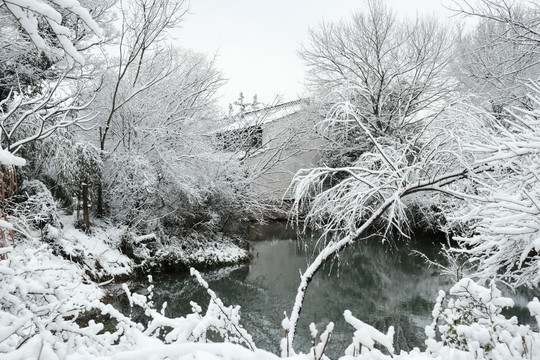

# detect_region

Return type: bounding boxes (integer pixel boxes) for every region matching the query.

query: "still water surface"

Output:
[149,223,458,356]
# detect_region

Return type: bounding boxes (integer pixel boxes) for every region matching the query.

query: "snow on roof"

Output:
[218,99,308,133]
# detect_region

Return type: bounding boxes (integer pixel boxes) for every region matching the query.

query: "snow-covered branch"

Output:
[0,70,96,154]
[2,0,102,64]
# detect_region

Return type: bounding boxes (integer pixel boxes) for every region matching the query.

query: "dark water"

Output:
[148,224,456,357]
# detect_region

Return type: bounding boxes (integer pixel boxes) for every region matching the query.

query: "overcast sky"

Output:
[174,0,454,109]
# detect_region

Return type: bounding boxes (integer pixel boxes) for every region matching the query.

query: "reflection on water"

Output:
[148,223,536,357]
[150,223,451,357]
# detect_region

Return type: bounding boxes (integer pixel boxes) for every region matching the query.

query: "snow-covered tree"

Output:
[283,76,540,351]
[0,0,104,152]
[96,0,187,154]
[100,49,223,154]
[227,92,263,118]
[280,3,540,349]
[0,0,111,106]
[92,0,188,215]
[447,85,540,289]
[0,74,96,155]
[300,0,454,168]
[97,47,243,234]
[453,0,540,116]
[452,0,540,47]
[50,131,103,230]
[0,0,104,238]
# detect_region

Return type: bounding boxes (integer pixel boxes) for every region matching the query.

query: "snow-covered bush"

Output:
[7,179,59,232]
[159,268,257,349]
[115,228,249,273]
[0,243,108,358]
[0,245,265,359]
[153,232,250,270]
[343,310,394,358]
[51,134,104,210]
[103,148,255,240]
[425,278,540,359]
[103,152,158,227]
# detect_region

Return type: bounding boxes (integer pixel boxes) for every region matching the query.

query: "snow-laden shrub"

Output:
[7,179,59,231]
[103,152,158,227]
[0,243,266,359]
[103,146,263,245]
[153,149,260,235]
[140,268,257,349]
[53,138,103,212]
[343,310,394,358]
[121,230,250,272]
[0,243,108,358]
[425,278,540,359]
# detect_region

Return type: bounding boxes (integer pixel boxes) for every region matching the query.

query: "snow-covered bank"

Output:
[45,214,250,279]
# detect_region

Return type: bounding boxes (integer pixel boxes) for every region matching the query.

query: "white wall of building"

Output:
[246,108,322,201]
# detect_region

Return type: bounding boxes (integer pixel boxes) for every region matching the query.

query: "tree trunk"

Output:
[82,182,90,233]
[76,195,80,221]
[96,180,103,217]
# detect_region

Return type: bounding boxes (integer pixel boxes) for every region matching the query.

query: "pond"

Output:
[139,224,444,356]
[132,222,536,358]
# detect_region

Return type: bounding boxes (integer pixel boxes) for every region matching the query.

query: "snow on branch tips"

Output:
[0,73,97,155]
[344,310,394,358]
[0,149,25,168]
[3,0,103,64]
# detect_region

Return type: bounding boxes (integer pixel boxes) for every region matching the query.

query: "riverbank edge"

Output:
[47,214,254,284]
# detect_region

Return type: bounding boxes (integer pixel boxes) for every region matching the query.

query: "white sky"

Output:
[173,0,454,109]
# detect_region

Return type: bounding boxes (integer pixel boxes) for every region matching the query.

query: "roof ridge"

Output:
[242,98,308,116]
[217,98,308,133]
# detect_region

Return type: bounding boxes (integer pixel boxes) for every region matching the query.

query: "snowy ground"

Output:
[53,214,133,279]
